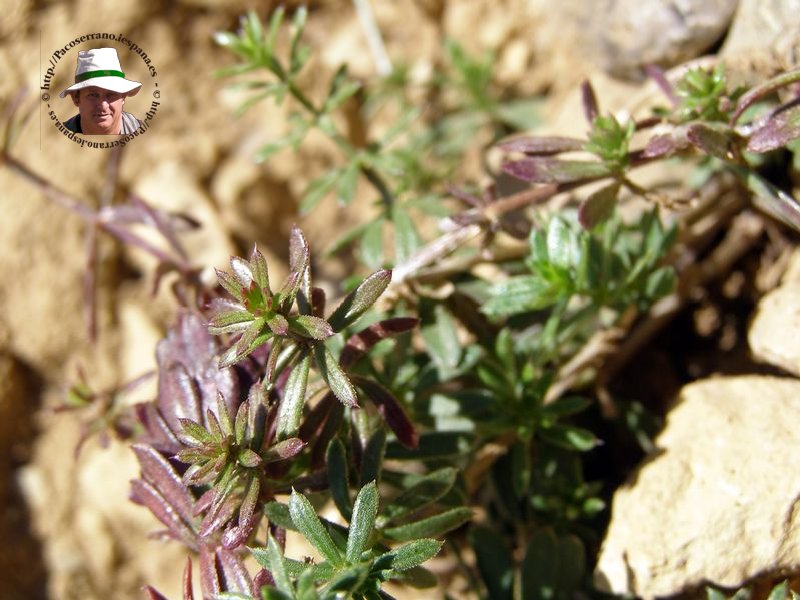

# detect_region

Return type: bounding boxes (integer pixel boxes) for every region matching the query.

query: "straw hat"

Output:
[59,48,142,98]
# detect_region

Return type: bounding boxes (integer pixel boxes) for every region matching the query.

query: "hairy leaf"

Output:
[328,269,392,332]
[346,481,379,563]
[289,489,344,567]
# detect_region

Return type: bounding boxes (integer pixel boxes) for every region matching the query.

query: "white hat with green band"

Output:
[59,48,142,98]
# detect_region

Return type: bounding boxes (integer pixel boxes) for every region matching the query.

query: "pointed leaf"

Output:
[581,80,599,122]
[313,344,358,407]
[288,315,334,340]
[383,468,457,523]
[250,245,272,296]
[178,418,214,446]
[383,507,472,541]
[230,256,254,288]
[359,428,386,489]
[277,352,311,440]
[346,481,379,563]
[686,121,732,159]
[216,268,246,302]
[262,438,306,463]
[738,167,800,231]
[289,489,344,567]
[497,136,584,156]
[266,313,290,336]
[748,103,800,153]
[264,534,295,597]
[208,311,255,335]
[387,539,443,572]
[328,269,392,332]
[132,444,196,523]
[470,526,514,600]
[353,376,418,449]
[326,439,352,521]
[503,157,612,184]
[732,68,800,123]
[393,204,422,264]
[539,424,598,451]
[579,181,619,229]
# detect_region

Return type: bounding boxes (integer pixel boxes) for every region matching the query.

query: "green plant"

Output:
[4,5,800,600]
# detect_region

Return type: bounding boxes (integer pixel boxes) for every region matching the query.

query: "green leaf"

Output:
[383,468,457,523]
[335,160,360,206]
[539,424,598,451]
[328,269,392,332]
[541,396,591,418]
[470,526,514,600]
[483,276,560,315]
[392,203,422,264]
[326,439,352,521]
[386,539,443,572]
[645,266,676,300]
[288,315,334,340]
[178,418,214,445]
[250,245,271,296]
[359,218,385,269]
[555,534,585,595]
[267,535,296,597]
[521,528,558,600]
[289,489,344,567]
[420,301,462,373]
[686,122,732,159]
[732,67,800,123]
[301,169,340,214]
[208,310,255,335]
[346,482,379,563]
[383,507,472,542]
[313,344,359,407]
[264,501,295,531]
[359,428,386,489]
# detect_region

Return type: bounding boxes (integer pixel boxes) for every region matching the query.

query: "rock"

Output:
[595,376,800,598]
[539,0,738,81]
[749,275,800,378]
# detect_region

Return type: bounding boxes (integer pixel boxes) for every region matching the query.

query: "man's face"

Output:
[71,86,126,134]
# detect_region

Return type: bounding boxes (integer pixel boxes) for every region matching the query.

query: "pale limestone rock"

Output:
[749,283,800,378]
[595,376,800,598]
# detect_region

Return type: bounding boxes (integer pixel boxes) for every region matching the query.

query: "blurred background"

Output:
[0,0,794,597]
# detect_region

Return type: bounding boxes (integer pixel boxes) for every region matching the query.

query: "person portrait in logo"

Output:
[59,47,144,135]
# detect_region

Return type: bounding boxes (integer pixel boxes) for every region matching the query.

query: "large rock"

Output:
[749,248,800,377]
[595,376,800,598]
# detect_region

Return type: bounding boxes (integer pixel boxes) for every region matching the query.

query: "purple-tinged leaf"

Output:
[503,157,613,184]
[644,64,678,106]
[313,344,359,407]
[216,547,255,595]
[497,136,584,156]
[732,67,800,124]
[641,129,691,158]
[199,491,240,538]
[288,315,334,340]
[156,312,239,436]
[748,103,800,153]
[216,268,246,303]
[205,407,225,441]
[177,417,213,446]
[579,181,620,229]
[130,478,199,550]
[208,311,255,335]
[200,546,221,597]
[738,167,800,232]
[208,297,246,315]
[222,478,260,549]
[340,317,419,367]
[246,383,267,452]
[132,444,196,522]
[288,225,310,277]
[581,80,599,122]
[353,377,418,449]
[265,313,290,337]
[277,352,311,440]
[249,245,272,296]
[183,556,194,600]
[312,287,326,318]
[129,194,191,262]
[262,437,306,463]
[686,122,732,159]
[194,488,216,517]
[230,255,254,288]
[234,400,249,446]
[216,392,234,437]
[327,269,392,332]
[134,403,182,454]
[144,586,170,600]
[237,448,262,468]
